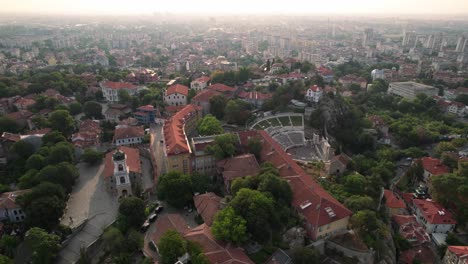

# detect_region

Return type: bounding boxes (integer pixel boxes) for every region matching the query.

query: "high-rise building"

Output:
[456,36,467,52]
[402,32,417,47]
[362,28,374,46]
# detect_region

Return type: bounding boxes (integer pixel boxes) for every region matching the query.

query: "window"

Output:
[118,164,123,171]
[16,217,19,221]
[14,211,17,215]
[120,176,125,184]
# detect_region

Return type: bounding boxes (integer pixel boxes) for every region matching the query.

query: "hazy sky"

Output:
[2,0,468,15]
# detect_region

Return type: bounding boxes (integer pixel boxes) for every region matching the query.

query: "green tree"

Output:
[158,230,187,264]
[47,142,75,165]
[197,115,223,136]
[118,90,131,104]
[81,148,103,165]
[0,235,19,258]
[118,197,146,229]
[68,102,82,115]
[126,229,144,252]
[291,247,321,264]
[344,173,367,195]
[344,195,374,212]
[102,227,125,254]
[48,110,75,136]
[157,171,193,208]
[247,138,262,160]
[17,182,66,230]
[209,95,226,119]
[224,100,252,126]
[10,140,35,160]
[25,154,45,171]
[237,67,251,83]
[25,227,61,264]
[188,89,197,103]
[350,210,379,233]
[212,207,248,245]
[83,101,103,119]
[0,254,12,264]
[205,133,238,160]
[42,131,66,146]
[0,117,19,134]
[230,188,277,243]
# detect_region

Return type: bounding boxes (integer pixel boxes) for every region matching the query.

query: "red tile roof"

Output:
[102,81,138,90]
[0,190,30,210]
[237,91,272,101]
[163,104,201,156]
[413,199,457,225]
[151,214,190,245]
[184,224,254,264]
[392,215,431,246]
[399,246,436,264]
[194,76,211,83]
[253,130,352,234]
[308,85,322,92]
[191,89,222,103]
[166,84,189,96]
[447,246,468,258]
[217,154,260,183]
[1,132,21,142]
[14,97,35,107]
[113,126,144,141]
[384,190,406,209]
[420,157,450,176]
[137,105,154,112]
[193,192,222,226]
[208,83,237,93]
[104,146,141,178]
[6,110,33,120]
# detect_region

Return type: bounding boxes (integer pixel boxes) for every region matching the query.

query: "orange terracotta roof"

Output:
[166,84,189,96]
[191,89,221,103]
[193,192,222,226]
[392,215,431,246]
[113,126,144,141]
[194,76,211,83]
[6,110,33,120]
[384,190,406,208]
[217,154,260,183]
[208,83,236,93]
[413,199,456,225]
[104,146,141,178]
[237,91,272,101]
[184,224,254,264]
[163,104,201,156]
[447,246,468,257]
[399,246,435,264]
[151,214,190,245]
[420,157,450,176]
[102,81,138,90]
[0,190,30,210]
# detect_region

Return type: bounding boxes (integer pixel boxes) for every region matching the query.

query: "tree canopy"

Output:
[197,114,223,136]
[205,133,238,160]
[157,171,193,208]
[158,230,187,264]
[25,227,61,264]
[211,207,248,245]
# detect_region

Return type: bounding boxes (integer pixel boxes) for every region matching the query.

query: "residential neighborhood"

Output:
[1,5,468,264]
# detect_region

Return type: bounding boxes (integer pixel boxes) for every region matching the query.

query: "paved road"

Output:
[150,122,167,176]
[56,162,119,264]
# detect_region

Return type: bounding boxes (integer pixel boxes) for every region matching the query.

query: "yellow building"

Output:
[163,104,202,175]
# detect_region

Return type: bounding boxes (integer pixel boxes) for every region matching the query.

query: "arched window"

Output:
[118,164,123,171]
[120,176,125,184]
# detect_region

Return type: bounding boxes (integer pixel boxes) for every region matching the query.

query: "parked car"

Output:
[148,213,158,222]
[155,205,164,213]
[140,220,150,232]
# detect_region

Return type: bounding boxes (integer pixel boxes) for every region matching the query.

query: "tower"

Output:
[113,150,132,198]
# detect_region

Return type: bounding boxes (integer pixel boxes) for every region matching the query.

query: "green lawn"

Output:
[278,116,292,127]
[268,117,281,127]
[290,116,303,126]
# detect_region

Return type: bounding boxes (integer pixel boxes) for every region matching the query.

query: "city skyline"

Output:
[2,0,468,15]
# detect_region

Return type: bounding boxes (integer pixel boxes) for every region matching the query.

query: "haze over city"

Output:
[2,0,468,15]
[2,0,468,264]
